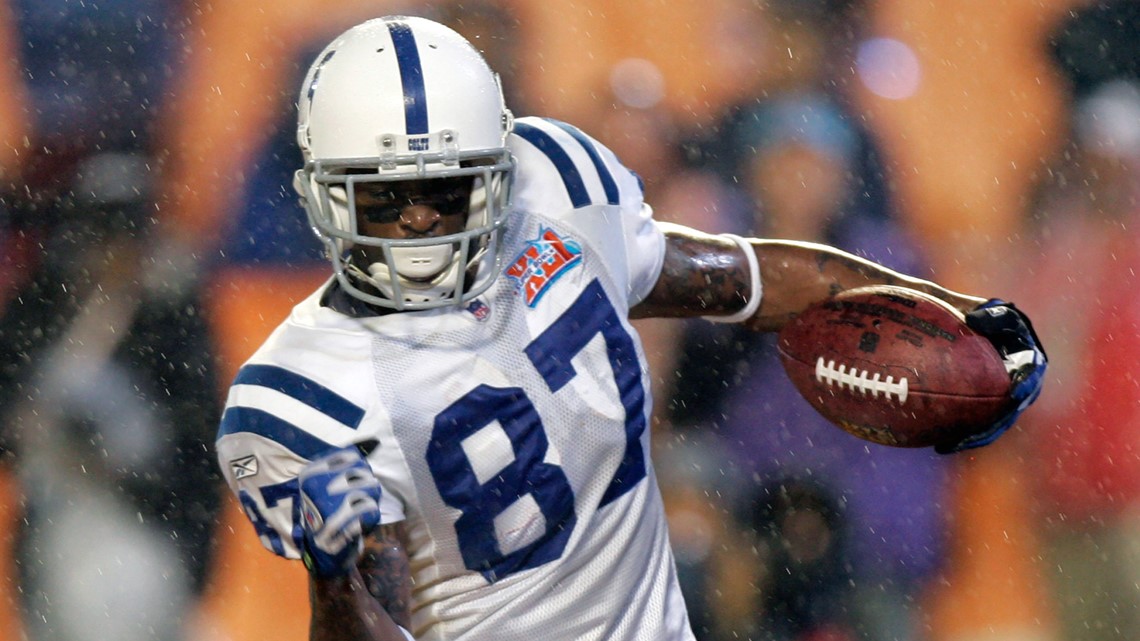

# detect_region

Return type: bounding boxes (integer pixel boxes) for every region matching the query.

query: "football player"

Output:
[215,16,1046,641]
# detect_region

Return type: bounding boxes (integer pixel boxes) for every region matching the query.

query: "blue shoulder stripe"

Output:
[218,406,335,460]
[547,119,620,205]
[232,364,365,428]
[513,121,590,208]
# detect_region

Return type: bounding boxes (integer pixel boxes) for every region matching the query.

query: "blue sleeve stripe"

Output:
[233,364,365,429]
[218,406,336,460]
[513,121,591,208]
[387,20,429,135]
[548,119,620,205]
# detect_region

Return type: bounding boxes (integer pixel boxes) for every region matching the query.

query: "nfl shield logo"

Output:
[466,299,491,321]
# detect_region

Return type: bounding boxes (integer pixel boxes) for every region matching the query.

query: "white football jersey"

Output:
[216,117,696,641]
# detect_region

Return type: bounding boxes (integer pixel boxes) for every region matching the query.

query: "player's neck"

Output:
[319,279,396,318]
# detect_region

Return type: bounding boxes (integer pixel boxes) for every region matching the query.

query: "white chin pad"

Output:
[376,245,455,281]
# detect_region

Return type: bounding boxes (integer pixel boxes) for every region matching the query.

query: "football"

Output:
[777,285,1012,449]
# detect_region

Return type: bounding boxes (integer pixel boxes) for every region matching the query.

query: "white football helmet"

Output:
[294,16,515,311]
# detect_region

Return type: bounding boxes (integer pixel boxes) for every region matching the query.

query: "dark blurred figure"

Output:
[1049,0,1140,100]
[0,2,222,639]
[749,479,855,641]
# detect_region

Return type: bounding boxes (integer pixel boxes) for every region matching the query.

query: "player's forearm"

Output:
[630,225,748,319]
[630,225,985,330]
[747,239,987,332]
[357,524,414,631]
[309,570,410,641]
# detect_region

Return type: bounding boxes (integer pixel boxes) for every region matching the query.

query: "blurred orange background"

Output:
[0,0,1100,640]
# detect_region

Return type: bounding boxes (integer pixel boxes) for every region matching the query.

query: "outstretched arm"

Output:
[630,223,986,330]
[310,523,414,641]
[631,223,1046,454]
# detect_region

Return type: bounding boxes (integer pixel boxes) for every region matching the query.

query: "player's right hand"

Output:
[937,299,1048,454]
[298,446,382,577]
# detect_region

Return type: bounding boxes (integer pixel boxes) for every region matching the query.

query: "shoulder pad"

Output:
[509,117,642,211]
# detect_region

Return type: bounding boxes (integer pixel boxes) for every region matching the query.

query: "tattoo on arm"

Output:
[804,243,983,309]
[358,524,413,631]
[631,231,749,319]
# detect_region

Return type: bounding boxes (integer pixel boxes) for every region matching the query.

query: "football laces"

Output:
[815,357,909,403]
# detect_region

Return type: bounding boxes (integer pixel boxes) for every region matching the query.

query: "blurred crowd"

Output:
[0,1,1138,641]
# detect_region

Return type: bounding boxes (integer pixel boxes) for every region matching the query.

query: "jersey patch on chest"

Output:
[504,226,583,307]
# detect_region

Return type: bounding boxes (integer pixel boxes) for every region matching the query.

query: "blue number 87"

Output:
[426,279,648,582]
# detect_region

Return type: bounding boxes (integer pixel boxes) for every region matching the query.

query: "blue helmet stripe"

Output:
[387,20,429,135]
[218,406,336,460]
[232,364,365,428]
[548,119,620,205]
[514,121,590,208]
[306,50,337,102]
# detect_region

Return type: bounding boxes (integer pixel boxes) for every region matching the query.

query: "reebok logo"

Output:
[230,455,259,480]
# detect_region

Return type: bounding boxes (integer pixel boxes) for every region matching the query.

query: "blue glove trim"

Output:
[298,447,383,576]
[936,299,1047,454]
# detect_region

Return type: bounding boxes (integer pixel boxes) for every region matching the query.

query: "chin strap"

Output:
[343,242,491,308]
[346,258,462,305]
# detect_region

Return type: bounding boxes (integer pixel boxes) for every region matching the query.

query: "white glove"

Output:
[298,447,382,577]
